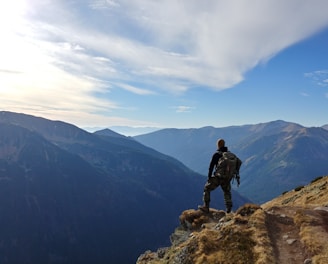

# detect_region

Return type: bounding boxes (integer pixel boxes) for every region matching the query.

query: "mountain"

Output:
[0,122,114,263]
[322,124,328,130]
[0,111,249,263]
[134,120,328,203]
[137,175,328,264]
[108,126,160,136]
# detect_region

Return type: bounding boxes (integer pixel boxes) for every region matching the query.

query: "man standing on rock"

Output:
[198,139,241,214]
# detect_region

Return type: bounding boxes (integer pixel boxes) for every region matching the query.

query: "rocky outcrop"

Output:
[137,176,328,264]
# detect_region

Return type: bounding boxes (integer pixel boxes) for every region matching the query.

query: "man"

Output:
[198,138,233,213]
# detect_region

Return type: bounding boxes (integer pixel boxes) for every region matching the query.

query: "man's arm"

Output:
[208,152,220,178]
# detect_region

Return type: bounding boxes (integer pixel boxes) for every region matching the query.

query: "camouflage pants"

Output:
[202,176,232,210]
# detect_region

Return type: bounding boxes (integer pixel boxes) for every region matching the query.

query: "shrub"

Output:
[294,185,304,192]
[311,176,323,184]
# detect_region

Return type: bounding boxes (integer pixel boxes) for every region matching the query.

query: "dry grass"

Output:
[184,204,273,264]
[262,175,328,209]
[192,226,256,264]
[248,209,275,264]
[312,255,328,264]
[294,209,328,261]
[179,209,226,230]
[137,176,328,264]
[174,205,263,264]
[299,226,323,255]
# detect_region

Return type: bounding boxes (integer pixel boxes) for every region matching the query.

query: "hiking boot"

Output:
[198,205,209,213]
[226,208,232,213]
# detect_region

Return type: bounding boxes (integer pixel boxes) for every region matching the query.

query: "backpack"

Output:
[214,151,242,182]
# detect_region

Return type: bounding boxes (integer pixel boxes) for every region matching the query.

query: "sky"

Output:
[1,0,328,132]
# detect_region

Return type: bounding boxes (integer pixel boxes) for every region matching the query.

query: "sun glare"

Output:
[0,0,27,28]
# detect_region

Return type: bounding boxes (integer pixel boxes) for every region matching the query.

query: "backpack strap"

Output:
[215,150,223,167]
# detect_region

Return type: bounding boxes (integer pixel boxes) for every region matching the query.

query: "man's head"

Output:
[217,138,225,148]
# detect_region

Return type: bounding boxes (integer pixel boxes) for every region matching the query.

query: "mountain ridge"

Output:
[0,122,115,263]
[134,120,328,203]
[0,111,249,263]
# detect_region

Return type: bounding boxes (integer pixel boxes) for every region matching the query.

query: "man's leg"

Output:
[199,177,220,212]
[221,180,232,213]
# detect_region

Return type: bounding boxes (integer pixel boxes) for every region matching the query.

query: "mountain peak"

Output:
[94,128,127,138]
[137,175,328,264]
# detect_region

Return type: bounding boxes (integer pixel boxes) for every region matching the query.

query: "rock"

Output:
[157,247,167,259]
[235,203,262,216]
[314,206,328,212]
[170,227,191,246]
[286,239,297,245]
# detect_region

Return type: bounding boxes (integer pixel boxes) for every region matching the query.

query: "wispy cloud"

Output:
[304,70,328,87]
[89,0,120,10]
[1,0,328,127]
[0,69,23,74]
[117,83,155,95]
[300,92,310,97]
[14,0,328,91]
[173,106,195,113]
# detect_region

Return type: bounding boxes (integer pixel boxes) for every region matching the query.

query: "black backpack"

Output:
[215,151,242,184]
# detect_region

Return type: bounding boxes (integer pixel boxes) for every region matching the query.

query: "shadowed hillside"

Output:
[137,175,328,264]
[0,111,249,263]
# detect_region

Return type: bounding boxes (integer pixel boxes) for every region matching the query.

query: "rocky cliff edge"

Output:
[137,175,328,264]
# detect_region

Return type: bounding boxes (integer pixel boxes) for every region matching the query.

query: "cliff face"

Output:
[137,175,328,264]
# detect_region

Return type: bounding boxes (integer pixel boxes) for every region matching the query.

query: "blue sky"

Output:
[1,0,328,131]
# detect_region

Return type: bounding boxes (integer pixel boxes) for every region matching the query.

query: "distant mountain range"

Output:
[108,123,328,137]
[107,126,161,136]
[134,120,328,203]
[0,111,248,264]
[83,125,161,136]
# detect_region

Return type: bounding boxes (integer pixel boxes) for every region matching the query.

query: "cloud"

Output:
[116,83,155,95]
[0,69,23,74]
[89,0,120,9]
[15,0,328,91]
[1,0,328,127]
[87,0,328,90]
[304,70,328,87]
[173,106,195,113]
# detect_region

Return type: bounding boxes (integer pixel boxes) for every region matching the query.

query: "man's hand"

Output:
[236,175,240,187]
